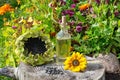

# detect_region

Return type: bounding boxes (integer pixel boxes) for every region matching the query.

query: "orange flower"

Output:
[3,4,13,11]
[0,9,6,15]
[79,3,90,11]
[0,4,13,15]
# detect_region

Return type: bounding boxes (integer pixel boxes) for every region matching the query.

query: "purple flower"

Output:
[106,0,110,4]
[68,10,74,17]
[68,21,75,26]
[96,0,100,4]
[62,10,74,17]
[76,26,82,32]
[62,10,67,15]
[114,11,120,17]
[12,26,17,29]
[72,0,79,3]
[77,22,82,26]
[71,4,76,8]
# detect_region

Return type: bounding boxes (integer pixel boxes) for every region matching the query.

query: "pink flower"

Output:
[71,4,76,8]
[12,26,17,29]
[76,26,82,32]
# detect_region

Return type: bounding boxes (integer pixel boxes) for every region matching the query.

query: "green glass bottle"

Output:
[56,16,71,63]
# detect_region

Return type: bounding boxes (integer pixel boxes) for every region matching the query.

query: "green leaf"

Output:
[118,20,120,27]
[76,12,85,22]
[117,4,120,11]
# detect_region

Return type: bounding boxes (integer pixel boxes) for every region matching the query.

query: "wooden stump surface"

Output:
[15,59,105,80]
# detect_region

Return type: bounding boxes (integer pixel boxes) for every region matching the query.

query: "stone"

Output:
[97,53,120,73]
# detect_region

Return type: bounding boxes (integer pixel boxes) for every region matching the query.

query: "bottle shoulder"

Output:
[56,30,71,39]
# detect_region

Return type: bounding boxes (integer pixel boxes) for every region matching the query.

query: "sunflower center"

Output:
[72,59,80,66]
[24,37,47,55]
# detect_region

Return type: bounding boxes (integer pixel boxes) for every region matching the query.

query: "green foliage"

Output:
[54,0,120,56]
[0,28,12,80]
[0,0,120,79]
[1,0,53,66]
[84,2,120,54]
[0,0,17,7]
[0,0,53,79]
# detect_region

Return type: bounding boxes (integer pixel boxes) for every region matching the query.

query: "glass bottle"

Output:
[56,16,71,63]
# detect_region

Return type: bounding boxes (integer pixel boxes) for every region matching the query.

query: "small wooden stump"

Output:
[15,59,105,80]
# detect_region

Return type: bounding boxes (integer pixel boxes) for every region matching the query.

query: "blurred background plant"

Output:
[84,0,120,56]
[0,0,54,79]
[51,0,120,57]
[0,0,120,79]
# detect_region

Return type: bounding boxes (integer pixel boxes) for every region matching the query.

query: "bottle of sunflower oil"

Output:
[56,16,71,64]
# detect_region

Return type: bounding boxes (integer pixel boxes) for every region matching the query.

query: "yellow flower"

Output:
[17,0,21,5]
[82,35,89,40]
[3,18,7,21]
[64,52,87,72]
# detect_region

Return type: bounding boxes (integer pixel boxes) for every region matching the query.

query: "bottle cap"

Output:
[61,16,66,27]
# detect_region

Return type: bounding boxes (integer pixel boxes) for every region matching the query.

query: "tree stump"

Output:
[14,59,105,80]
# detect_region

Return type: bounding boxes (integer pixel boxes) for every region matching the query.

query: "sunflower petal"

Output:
[64,52,87,72]
[71,66,80,72]
[64,65,70,70]
[80,65,86,71]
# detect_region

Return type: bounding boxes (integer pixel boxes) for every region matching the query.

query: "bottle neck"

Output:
[61,26,68,32]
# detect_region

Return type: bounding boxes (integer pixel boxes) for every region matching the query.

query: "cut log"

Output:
[0,67,16,79]
[0,57,105,80]
[15,60,105,80]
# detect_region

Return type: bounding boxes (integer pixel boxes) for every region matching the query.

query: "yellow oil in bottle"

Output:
[56,38,71,62]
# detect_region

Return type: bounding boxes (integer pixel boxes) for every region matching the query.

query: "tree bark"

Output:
[0,57,105,80]
[0,67,16,79]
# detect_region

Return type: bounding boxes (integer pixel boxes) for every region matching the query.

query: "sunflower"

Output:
[15,30,54,66]
[64,52,87,72]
